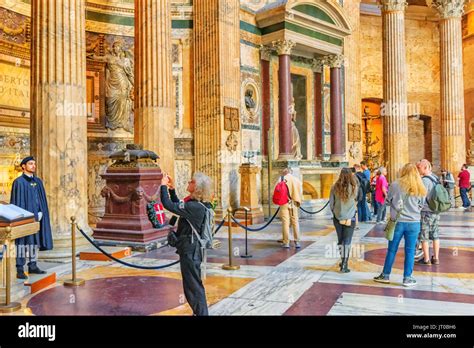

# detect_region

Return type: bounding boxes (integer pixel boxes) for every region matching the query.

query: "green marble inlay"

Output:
[293,4,335,24]
[240,21,262,36]
[261,22,342,46]
[172,20,193,29]
[86,11,134,26]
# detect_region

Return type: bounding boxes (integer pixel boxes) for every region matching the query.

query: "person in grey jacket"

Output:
[330,168,361,273]
[374,163,427,287]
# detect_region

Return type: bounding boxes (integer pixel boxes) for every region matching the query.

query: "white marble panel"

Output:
[328,293,474,316]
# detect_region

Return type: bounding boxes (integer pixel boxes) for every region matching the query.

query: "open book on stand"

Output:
[0,204,35,225]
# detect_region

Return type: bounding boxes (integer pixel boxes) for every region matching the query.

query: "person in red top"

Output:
[375,167,389,223]
[458,164,471,209]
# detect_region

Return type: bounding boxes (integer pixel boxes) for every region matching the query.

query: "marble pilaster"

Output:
[134,0,175,176]
[380,0,409,180]
[261,46,272,157]
[433,0,467,174]
[30,0,90,258]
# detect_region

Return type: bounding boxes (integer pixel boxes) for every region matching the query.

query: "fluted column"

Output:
[312,58,324,160]
[326,54,345,162]
[261,46,272,157]
[432,0,466,174]
[381,0,409,180]
[135,0,175,176]
[30,0,89,257]
[273,40,295,160]
[194,0,241,212]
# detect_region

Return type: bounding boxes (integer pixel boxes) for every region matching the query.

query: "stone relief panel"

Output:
[174,160,192,199]
[0,7,29,47]
[87,137,132,223]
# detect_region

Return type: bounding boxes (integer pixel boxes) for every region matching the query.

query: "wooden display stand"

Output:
[0,219,40,313]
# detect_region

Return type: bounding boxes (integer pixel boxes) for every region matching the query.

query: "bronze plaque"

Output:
[224,107,240,132]
[348,123,361,142]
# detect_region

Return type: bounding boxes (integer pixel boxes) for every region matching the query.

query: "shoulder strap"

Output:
[423,175,439,185]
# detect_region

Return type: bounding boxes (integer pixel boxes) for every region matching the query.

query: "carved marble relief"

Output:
[174,160,192,199]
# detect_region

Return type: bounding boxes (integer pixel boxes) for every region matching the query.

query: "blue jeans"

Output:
[371,191,377,215]
[376,201,386,222]
[357,199,372,222]
[382,221,420,278]
[460,188,471,208]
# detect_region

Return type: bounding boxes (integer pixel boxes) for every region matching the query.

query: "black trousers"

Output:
[15,243,39,272]
[178,242,209,316]
[333,217,355,259]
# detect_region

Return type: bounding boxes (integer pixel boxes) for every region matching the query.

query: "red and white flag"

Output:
[153,203,166,225]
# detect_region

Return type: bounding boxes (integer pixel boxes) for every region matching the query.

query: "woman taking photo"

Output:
[330,168,361,273]
[374,163,426,287]
[160,172,213,316]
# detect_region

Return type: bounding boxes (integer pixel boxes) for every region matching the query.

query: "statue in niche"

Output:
[244,88,257,122]
[88,41,134,132]
[290,99,303,160]
[245,89,256,110]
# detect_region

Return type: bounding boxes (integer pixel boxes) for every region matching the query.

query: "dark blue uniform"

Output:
[10,173,53,271]
[160,186,209,316]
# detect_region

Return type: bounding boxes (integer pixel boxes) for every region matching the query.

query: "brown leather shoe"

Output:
[431,256,440,265]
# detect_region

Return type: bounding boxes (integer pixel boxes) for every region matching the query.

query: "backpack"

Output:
[272,176,290,206]
[356,173,371,194]
[188,202,215,249]
[424,175,451,213]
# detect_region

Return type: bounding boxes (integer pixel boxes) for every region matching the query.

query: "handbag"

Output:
[384,194,408,241]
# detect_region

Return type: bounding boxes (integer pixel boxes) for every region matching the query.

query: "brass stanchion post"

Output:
[0,227,21,313]
[64,217,85,287]
[222,208,240,270]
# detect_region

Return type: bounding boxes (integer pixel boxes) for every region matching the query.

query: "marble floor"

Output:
[3,209,474,316]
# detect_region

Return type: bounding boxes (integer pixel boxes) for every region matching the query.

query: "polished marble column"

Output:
[312,58,324,160]
[326,54,345,162]
[30,0,89,257]
[273,40,295,160]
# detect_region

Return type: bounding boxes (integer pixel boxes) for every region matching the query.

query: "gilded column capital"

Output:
[311,58,325,73]
[272,40,295,55]
[379,0,408,12]
[431,0,465,19]
[325,54,345,68]
[260,45,273,61]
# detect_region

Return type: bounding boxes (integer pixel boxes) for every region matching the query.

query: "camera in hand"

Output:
[168,215,178,226]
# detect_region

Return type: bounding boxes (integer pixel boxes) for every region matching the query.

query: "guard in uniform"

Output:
[10,156,53,279]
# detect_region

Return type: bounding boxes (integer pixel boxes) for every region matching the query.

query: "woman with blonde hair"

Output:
[374,163,427,287]
[330,168,361,273]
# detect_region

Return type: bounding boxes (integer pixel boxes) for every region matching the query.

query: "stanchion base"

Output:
[63,279,85,287]
[0,302,21,313]
[222,264,240,270]
[240,255,253,259]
